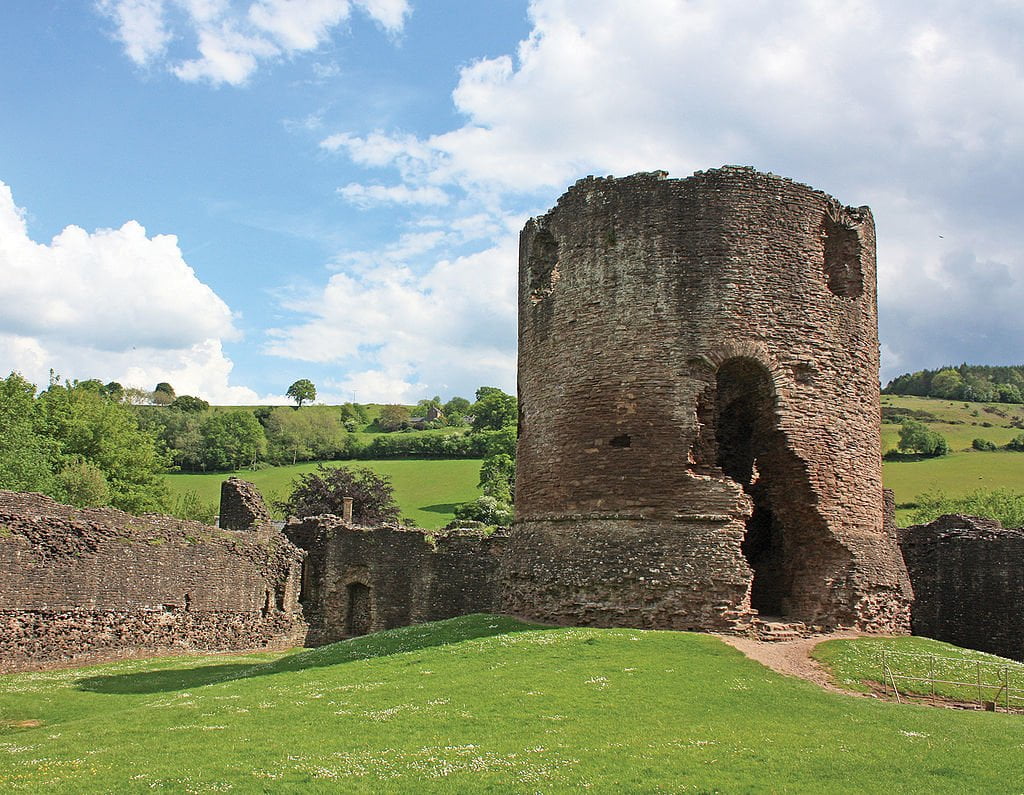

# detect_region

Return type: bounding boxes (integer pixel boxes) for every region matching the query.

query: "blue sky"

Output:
[1,1,1022,404]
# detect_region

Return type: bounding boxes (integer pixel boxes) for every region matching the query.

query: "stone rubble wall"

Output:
[0,490,306,671]
[285,517,508,646]
[510,166,912,632]
[899,514,1024,661]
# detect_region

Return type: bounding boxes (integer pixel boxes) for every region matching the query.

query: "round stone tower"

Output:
[503,166,911,632]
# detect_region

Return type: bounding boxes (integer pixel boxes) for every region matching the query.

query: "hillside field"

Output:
[880,394,1024,524]
[164,458,484,529]
[164,394,1024,529]
[1,615,1021,792]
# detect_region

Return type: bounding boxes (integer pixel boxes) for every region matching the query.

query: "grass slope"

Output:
[881,395,1024,525]
[164,458,483,529]
[1,616,1021,792]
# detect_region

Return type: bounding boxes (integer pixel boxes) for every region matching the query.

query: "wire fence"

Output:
[881,649,1024,712]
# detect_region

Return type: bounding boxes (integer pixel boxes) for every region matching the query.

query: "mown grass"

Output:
[881,395,1024,525]
[814,635,1024,705]
[1,616,1022,792]
[164,458,483,529]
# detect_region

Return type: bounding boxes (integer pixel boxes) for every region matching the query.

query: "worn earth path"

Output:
[715,631,864,693]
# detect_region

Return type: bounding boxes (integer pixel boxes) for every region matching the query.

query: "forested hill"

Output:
[883,365,1024,404]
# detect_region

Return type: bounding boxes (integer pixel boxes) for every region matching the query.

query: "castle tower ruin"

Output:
[503,166,911,632]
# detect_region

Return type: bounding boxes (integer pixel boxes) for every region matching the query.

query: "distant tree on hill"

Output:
[471,387,517,432]
[276,464,401,525]
[100,381,124,402]
[884,364,1024,404]
[152,382,176,405]
[287,379,317,408]
[199,410,266,470]
[443,396,471,425]
[378,404,411,432]
[897,419,949,457]
[170,395,210,413]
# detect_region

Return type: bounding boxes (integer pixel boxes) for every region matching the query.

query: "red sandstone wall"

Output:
[507,167,911,631]
[286,517,507,645]
[0,490,306,671]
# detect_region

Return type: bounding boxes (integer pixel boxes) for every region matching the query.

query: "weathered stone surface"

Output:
[286,516,508,645]
[506,166,912,632]
[0,489,306,671]
[900,514,1024,661]
[220,476,273,533]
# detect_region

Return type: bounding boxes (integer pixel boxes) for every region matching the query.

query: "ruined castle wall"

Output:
[900,515,1024,661]
[507,167,911,631]
[285,518,507,645]
[0,490,306,671]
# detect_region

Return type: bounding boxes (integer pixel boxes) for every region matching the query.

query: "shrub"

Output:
[897,419,949,457]
[912,489,1024,529]
[453,496,513,526]
[1007,434,1024,452]
[972,438,997,451]
[276,464,401,525]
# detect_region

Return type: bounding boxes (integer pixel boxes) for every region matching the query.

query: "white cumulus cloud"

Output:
[303,0,1024,391]
[97,0,410,85]
[0,181,279,403]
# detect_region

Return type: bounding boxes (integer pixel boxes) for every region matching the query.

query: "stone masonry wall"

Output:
[507,167,911,632]
[219,476,273,533]
[0,490,306,671]
[900,514,1024,661]
[286,517,507,645]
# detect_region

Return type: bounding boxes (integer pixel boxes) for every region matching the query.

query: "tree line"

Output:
[883,364,1024,404]
[0,371,517,519]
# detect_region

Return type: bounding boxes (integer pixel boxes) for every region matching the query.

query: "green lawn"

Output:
[1,616,1021,792]
[164,458,484,529]
[880,395,1024,525]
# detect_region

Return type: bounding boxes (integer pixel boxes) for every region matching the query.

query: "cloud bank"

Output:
[0,182,278,403]
[272,0,1023,397]
[97,0,411,85]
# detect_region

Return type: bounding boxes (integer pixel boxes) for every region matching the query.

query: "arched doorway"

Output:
[714,358,788,615]
[346,582,372,637]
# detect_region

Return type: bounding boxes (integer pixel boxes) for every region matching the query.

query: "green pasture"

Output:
[164,458,484,529]
[2,616,1021,792]
[880,395,1024,524]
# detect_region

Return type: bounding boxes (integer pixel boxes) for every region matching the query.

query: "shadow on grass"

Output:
[421,502,459,515]
[75,614,546,696]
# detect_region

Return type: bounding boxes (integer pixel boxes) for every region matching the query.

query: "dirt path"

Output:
[715,632,862,693]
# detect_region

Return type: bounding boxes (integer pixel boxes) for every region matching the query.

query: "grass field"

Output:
[880,394,1024,524]
[1,615,1021,792]
[164,459,484,529]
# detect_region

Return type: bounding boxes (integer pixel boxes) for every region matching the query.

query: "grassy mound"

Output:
[2,616,1022,791]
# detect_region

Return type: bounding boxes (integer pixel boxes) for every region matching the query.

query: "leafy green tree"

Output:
[453,495,513,526]
[276,464,401,525]
[930,369,965,399]
[912,489,1024,529]
[100,381,124,402]
[443,396,471,426]
[471,387,517,432]
[378,404,411,432]
[0,372,53,493]
[264,406,344,464]
[897,419,949,457]
[36,379,168,512]
[287,379,317,408]
[55,459,110,507]
[479,452,515,503]
[199,410,267,470]
[152,382,176,405]
[170,395,210,413]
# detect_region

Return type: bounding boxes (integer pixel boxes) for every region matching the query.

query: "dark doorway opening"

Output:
[715,358,788,615]
[346,582,372,637]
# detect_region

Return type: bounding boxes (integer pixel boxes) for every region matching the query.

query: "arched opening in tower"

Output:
[714,358,789,616]
[346,582,372,637]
